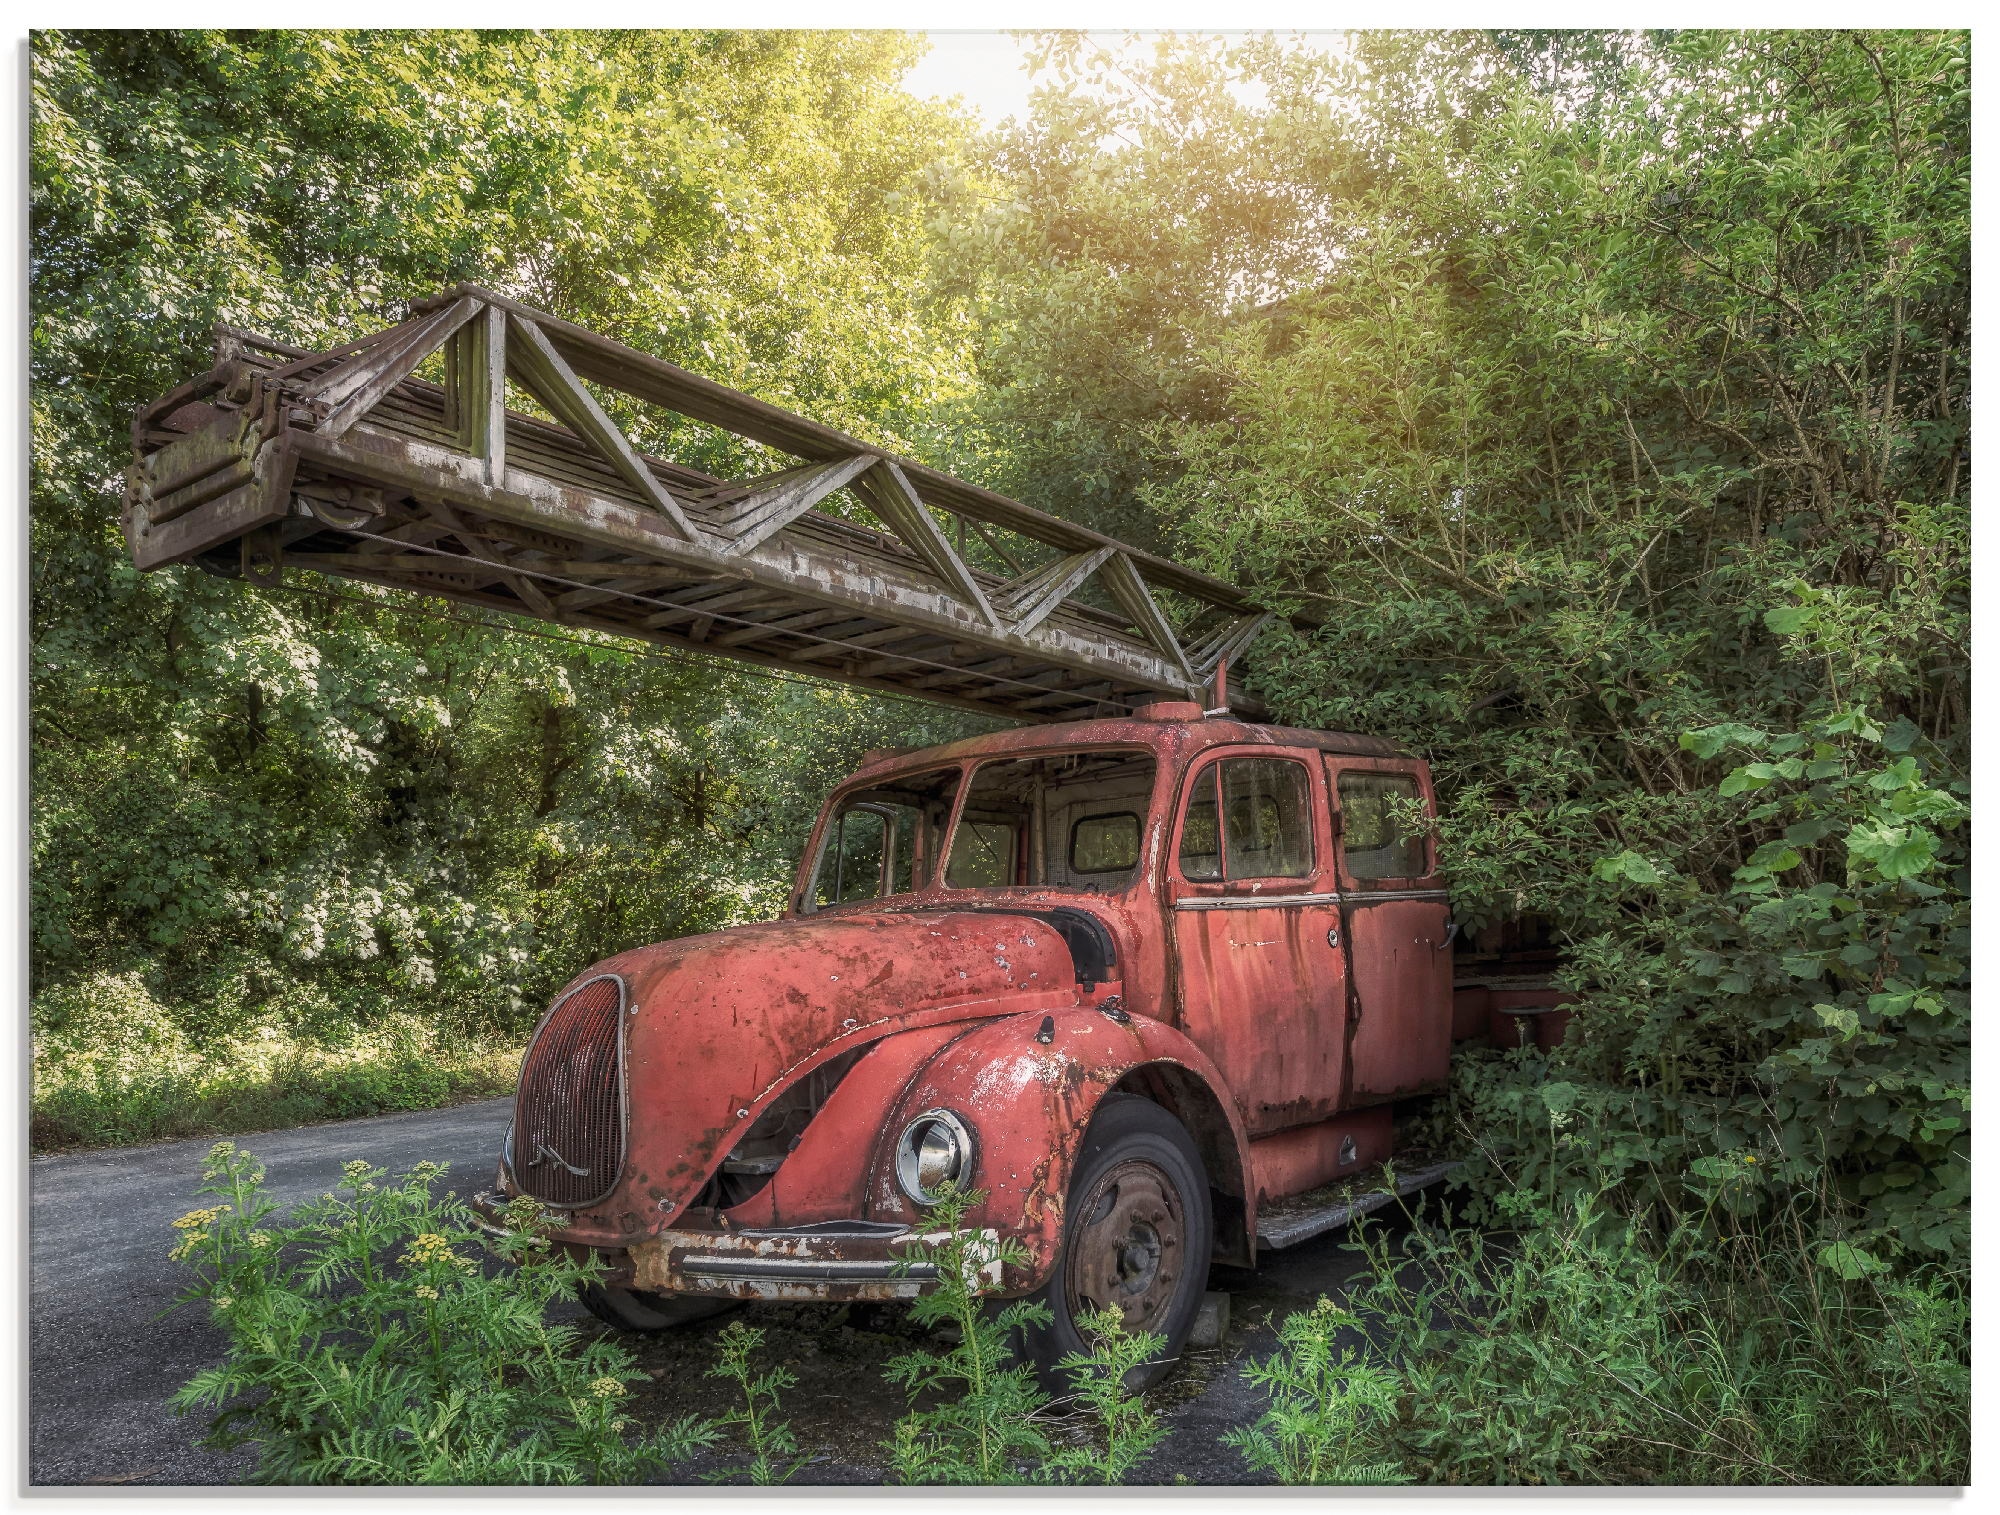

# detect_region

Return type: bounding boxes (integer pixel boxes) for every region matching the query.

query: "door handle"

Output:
[1326,926,1341,949]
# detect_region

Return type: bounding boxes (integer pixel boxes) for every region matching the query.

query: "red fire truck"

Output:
[483,700,1457,1385]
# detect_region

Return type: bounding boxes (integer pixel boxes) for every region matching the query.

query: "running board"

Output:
[1255,1158,1463,1250]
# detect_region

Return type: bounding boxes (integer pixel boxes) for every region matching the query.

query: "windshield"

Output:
[944,750,1158,892]
[806,767,962,910]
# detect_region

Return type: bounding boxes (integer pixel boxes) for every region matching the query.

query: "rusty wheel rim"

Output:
[1064,1158,1185,1333]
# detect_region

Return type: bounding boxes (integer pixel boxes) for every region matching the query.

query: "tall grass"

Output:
[32,971,517,1151]
[1317,1191,1969,1485]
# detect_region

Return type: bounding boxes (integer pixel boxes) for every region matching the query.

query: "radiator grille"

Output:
[513,975,626,1206]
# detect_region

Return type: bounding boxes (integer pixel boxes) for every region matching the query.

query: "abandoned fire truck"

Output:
[125,287,1564,1387]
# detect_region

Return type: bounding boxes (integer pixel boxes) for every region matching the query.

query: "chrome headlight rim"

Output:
[894,1108,976,1206]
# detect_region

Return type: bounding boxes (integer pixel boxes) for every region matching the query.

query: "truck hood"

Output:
[559,907,1087,1227]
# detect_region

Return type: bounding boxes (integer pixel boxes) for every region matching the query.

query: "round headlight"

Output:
[895,1109,975,1206]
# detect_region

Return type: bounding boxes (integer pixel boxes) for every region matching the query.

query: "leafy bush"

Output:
[966,29,1968,1277]
[1336,1194,1969,1485]
[168,1143,715,1484]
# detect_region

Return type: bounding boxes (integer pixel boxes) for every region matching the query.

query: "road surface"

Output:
[29,1099,1390,1486]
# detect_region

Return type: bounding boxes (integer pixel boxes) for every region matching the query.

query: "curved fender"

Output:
[863,1008,1254,1293]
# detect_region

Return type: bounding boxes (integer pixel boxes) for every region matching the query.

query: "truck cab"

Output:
[484,700,1453,1387]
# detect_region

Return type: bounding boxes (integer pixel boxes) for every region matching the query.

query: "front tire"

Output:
[579,1283,735,1333]
[1017,1094,1212,1394]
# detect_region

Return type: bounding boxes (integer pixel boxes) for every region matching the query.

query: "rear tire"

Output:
[1016,1094,1212,1395]
[579,1283,736,1333]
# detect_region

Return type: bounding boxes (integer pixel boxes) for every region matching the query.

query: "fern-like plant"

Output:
[704,1319,809,1484]
[167,1142,716,1484]
[882,1184,1056,1484]
[1224,1297,1408,1485]
[1048,1306,1169,1483]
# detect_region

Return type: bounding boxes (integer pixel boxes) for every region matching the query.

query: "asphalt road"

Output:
[29,1099,1391,1487]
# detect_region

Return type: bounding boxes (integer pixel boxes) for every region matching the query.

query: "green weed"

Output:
[882,1184,1056,1484]
[1047,1306,1169,1484]
[167,1142,715,1484]
[1224,1297,1407,1485]
[703,1319,809,1485]
[1335,1187,1970,1485]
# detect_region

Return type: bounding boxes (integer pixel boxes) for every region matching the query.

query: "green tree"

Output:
[31,29,991,1143]
[965,29,1968,1259]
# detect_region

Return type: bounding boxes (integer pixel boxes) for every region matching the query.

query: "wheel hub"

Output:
[1066,1159,1184,1332]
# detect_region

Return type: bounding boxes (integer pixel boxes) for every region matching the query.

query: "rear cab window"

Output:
[1335,769,1432,880]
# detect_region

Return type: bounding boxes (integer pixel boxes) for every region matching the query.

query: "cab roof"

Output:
[848,701,1411,784]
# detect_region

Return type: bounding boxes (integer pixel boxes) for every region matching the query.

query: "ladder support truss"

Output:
[125,285,1277,722]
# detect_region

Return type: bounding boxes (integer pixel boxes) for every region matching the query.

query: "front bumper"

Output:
[472,1193,1000,1302]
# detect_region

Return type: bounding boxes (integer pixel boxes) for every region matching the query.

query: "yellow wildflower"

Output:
[173,1205,231,1231]
[399,1232,458,1268]
[589,1377,627,1399]
[414,1285,440,1301]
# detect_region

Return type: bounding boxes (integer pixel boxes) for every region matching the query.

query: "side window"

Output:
[1176,757,1314,882]
[1070,812,1140,875]
[1176,768,1222,880]
[1338,772,1427,879]
[1222,759,1313,879]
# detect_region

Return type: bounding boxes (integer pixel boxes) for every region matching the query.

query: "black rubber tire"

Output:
[579,1283,736,1333]
[1016,1094,1212,1395]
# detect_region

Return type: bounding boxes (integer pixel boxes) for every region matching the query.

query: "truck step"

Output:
[1254,1157,1463,1250]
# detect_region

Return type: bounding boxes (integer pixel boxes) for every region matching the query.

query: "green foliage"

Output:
[31,29,994,1141]
[882,1185,1056,1484]
[1336,1195,1968,1485]
[1046,1307,1169,1484]
[704,1320,810,1485]
[1223,1298,1407,1485]
[32,972,516,1149]
[966,29,1968,1268]
[167,1143,716,1484]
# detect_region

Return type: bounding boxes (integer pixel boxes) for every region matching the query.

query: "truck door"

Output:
[1324,757,1452,1102]
[1167,750,1349,1136]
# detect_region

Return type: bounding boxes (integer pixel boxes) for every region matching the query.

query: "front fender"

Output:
[863,1008,1254,1292]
